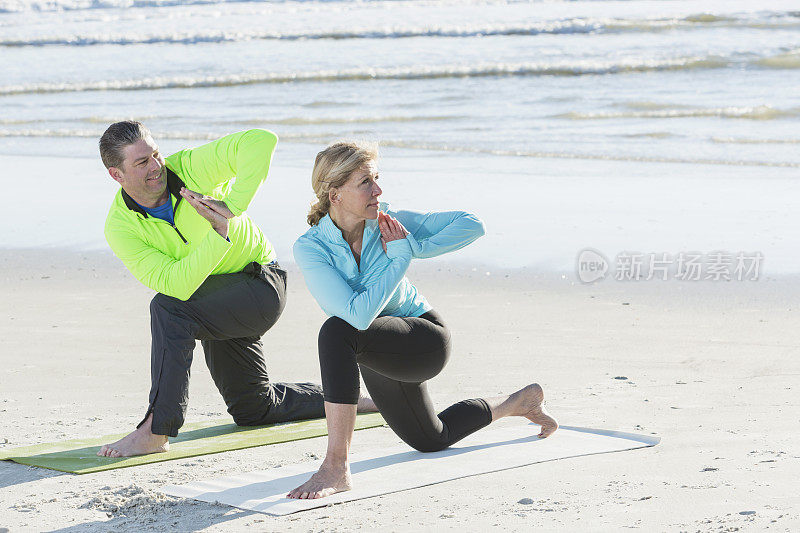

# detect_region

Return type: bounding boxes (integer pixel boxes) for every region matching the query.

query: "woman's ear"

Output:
[328,188,339,205]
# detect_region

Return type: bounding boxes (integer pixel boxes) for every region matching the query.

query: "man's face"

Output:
[109,137,167,204]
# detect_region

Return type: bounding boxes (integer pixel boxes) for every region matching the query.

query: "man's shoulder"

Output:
[104,188,126,225]
[164,150,184,175]
[104,188,149,240]
[164,153,204,192]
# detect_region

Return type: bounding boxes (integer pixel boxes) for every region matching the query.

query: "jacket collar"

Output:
[317,214,343,243]
[318,213,377,246]
[121,167,185,218]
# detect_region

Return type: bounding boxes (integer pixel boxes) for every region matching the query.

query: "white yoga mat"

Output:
[163,424,659,516]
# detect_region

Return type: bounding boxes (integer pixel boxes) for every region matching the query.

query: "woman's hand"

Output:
[378,211,408,252]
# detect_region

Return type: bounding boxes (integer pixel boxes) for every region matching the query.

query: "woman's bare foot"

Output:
[516,383,558,438]
[357,394,378,413]
[286,460,352,499]
[96,413,169,458]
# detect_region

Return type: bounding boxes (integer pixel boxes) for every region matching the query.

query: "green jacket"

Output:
[104,129,278,300]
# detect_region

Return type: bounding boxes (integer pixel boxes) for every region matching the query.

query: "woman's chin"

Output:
[366,207,379,219]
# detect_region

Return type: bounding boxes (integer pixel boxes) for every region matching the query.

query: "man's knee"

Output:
[230,383,325,426]
[228,398,266,427]
[225,387,276,427]
[150,292,181,318]
[149,293,197,339]
[230,411,261,427]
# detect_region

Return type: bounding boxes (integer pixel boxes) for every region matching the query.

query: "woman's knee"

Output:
[425,346,450,376]
[400,343,450,382]
[404,433,449,453]
[317,317,361,396]
[413,320,451,377]
[318,316,357,348]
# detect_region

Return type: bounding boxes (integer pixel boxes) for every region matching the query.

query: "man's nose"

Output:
[149,156,161,171]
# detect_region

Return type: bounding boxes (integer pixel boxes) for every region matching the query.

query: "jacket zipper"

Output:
[172,224,187,243]
[172,196,187,243]
[143,216,187,244]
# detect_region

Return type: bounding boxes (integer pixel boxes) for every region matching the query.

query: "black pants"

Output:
[142,262,325,437]
[318,310,492,452]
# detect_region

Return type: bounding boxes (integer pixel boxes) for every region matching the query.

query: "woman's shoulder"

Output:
[293,224,340,265]
[294,224,323,249]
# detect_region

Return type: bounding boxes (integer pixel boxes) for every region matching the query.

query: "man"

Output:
[97,121,363,457]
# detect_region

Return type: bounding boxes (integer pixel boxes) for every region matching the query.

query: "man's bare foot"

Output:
[96,413,169,458]
[286,461,352,499]
[357,394,378,413]
[514,383,558,438]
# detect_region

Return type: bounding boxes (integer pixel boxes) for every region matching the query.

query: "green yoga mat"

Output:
[0,413,385,474]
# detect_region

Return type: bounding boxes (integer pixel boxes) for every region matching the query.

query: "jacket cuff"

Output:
[405,233,423,257]
[386,238,412,260]
[226,202,243,217]
[206,227,233,252]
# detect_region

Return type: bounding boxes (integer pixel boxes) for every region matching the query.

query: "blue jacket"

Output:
[293,203,485,330]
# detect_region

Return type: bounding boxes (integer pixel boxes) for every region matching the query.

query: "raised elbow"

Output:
[248,128,278,148]
[468,214,486,238]
[167,287,194,301]
[161,279,196,301]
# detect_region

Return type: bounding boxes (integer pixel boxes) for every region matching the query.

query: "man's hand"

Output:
[180,188,235,219]
[180,187,232,239]
[378,211,408,253]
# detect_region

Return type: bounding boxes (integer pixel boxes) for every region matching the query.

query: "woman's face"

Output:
[333,161,382,220]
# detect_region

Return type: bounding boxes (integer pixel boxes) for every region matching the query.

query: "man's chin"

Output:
[147,180,168,195]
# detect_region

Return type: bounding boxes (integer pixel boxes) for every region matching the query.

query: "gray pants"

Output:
[140,261,325,437]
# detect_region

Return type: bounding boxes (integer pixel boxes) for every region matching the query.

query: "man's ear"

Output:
[108,166,124,185]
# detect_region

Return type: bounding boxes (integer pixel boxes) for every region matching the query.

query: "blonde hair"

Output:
[307,140,379,226]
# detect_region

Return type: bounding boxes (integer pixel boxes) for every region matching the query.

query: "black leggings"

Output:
[318,310,492,452]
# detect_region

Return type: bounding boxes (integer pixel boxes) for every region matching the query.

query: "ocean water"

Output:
[2,0,800,165]
[1,0,799,272]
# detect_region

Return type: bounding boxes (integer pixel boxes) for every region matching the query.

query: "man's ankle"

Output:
[148,429,169,442]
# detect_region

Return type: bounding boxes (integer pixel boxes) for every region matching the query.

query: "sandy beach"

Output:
[1,247,798,531]
[2,1,800,529]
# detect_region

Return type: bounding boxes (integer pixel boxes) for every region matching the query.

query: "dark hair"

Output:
[99,120,152,170]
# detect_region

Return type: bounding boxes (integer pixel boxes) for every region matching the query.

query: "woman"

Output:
[288,141,557,499]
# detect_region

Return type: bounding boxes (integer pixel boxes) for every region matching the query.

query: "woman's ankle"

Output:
[321,453,350,471]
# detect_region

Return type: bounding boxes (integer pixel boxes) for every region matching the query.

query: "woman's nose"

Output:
[373,183,382,196]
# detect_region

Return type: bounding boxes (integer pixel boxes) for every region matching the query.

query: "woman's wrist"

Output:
[385,237,412,260]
